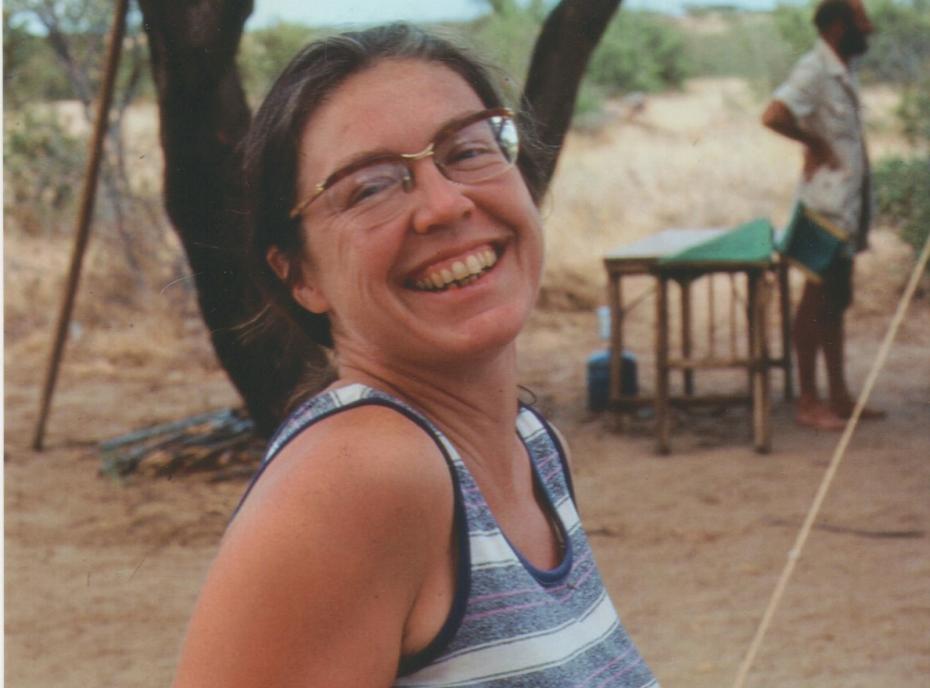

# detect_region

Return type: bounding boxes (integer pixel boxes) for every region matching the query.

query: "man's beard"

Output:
[840,26,868,57]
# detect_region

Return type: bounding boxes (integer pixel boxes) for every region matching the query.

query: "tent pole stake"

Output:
[33,0,130,451]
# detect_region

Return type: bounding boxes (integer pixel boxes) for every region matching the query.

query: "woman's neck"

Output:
[335,345,525,479]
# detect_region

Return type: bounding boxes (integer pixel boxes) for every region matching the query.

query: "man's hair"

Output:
[814,0,856,33]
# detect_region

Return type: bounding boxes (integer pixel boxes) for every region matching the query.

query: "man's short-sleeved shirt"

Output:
[773,38,871,250]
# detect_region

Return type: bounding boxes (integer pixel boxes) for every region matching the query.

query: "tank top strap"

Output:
[516,403,576,506]
[233,383,465,520]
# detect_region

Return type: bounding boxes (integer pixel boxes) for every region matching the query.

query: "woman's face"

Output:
[285,58,544,371]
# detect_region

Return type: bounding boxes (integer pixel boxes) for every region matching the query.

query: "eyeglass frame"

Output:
[289,107,517,220]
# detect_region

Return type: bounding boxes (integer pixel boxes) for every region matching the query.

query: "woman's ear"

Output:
[266,246,330,315]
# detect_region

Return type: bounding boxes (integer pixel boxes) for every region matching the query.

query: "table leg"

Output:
[608,273,622,405]
[680,277,694,396]
[749,271,772,453]
[656,275,671,454]
[729,273,738,359]
[707,274,716,359]
[778,260,794,401]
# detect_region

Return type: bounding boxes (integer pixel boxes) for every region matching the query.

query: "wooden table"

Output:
[603,229,793,453]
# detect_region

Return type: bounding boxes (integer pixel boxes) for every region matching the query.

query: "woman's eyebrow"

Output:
[328,148,398,177]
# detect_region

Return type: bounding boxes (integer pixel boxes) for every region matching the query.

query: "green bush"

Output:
[586,11,689,95]
[238,22,330,103]
[3,2,153,108]
[868,2,930,265]
[874,156,930,263]
[464,6,688,118]
[861,0,930,85]
[682,9,807,95]
[898,82,930,145]
[572,81,610,120]
[462,4,543,96]
[873,70,930,266]
[2,10,72,106]
[771,3,816,58]
[4,107,85,232]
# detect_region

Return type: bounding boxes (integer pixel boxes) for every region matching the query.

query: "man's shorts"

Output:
[822,253,853,311]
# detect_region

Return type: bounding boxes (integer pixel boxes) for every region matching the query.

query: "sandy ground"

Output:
[5,80,930,687]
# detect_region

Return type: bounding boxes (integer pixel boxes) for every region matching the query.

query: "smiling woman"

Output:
[171,23,659,688]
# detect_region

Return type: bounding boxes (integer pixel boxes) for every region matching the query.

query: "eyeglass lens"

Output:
[321,113,518,220]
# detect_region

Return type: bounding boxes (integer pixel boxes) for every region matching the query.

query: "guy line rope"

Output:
[731,230,930,688]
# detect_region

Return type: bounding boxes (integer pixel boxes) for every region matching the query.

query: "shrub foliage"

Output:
[4,108,85,232]
[874,157,930,261]
[873,70,930,264]
[585,11,688,95]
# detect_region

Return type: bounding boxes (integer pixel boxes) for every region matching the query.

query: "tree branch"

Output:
[520,0,623,194]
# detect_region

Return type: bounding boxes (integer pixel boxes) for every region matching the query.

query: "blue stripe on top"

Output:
[235,383,659,687]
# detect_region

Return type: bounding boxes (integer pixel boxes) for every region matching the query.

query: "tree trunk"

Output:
[520,0,623,193]
[139,0,621,435]
[138,0,321,437]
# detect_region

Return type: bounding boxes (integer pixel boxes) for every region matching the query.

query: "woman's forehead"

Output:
[298,59,486,177]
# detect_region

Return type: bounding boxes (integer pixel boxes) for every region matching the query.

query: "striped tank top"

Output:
[241,383,659,687]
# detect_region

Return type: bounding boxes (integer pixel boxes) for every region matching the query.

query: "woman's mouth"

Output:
[411,246,499,292]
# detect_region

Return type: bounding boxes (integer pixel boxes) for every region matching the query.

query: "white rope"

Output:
[731,230,930,688]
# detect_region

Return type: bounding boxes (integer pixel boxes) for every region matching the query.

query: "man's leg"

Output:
[793,279,846,430]
[822,257,886,419]
[822,299,851,411]
[794,281,822,403]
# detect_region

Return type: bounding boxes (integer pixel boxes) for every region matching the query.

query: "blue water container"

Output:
[587,349,638,411]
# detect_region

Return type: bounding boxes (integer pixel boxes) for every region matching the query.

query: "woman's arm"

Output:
[172,406,454,688]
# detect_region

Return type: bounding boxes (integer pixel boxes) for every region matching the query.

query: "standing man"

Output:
[763,0,884,430]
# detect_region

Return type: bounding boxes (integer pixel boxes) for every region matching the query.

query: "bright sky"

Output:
[246,0,794,29]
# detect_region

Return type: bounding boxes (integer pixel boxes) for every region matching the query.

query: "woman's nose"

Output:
[409,159,475,234]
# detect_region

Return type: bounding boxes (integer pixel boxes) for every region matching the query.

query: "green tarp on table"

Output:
[657,218,775,268]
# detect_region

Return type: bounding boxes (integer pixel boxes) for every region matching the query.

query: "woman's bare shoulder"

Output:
[244,403,451,518]
[173,405,454,687]
[227,403,455,566]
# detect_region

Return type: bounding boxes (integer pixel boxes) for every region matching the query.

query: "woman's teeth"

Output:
[415,248,497,291]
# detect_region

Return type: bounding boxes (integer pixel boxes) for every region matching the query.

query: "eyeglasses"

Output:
[289,107,519,222]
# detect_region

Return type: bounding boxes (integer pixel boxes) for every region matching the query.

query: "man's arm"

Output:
[762,99,840,180]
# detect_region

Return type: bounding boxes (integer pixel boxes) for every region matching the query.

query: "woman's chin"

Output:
[463,304,534,352]
[402,303,530,366]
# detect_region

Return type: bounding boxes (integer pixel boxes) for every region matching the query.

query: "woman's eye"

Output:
[337,170,401,210]
[443,140,497,168]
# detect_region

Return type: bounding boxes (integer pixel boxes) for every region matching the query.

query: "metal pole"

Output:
[32,0,130,451]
